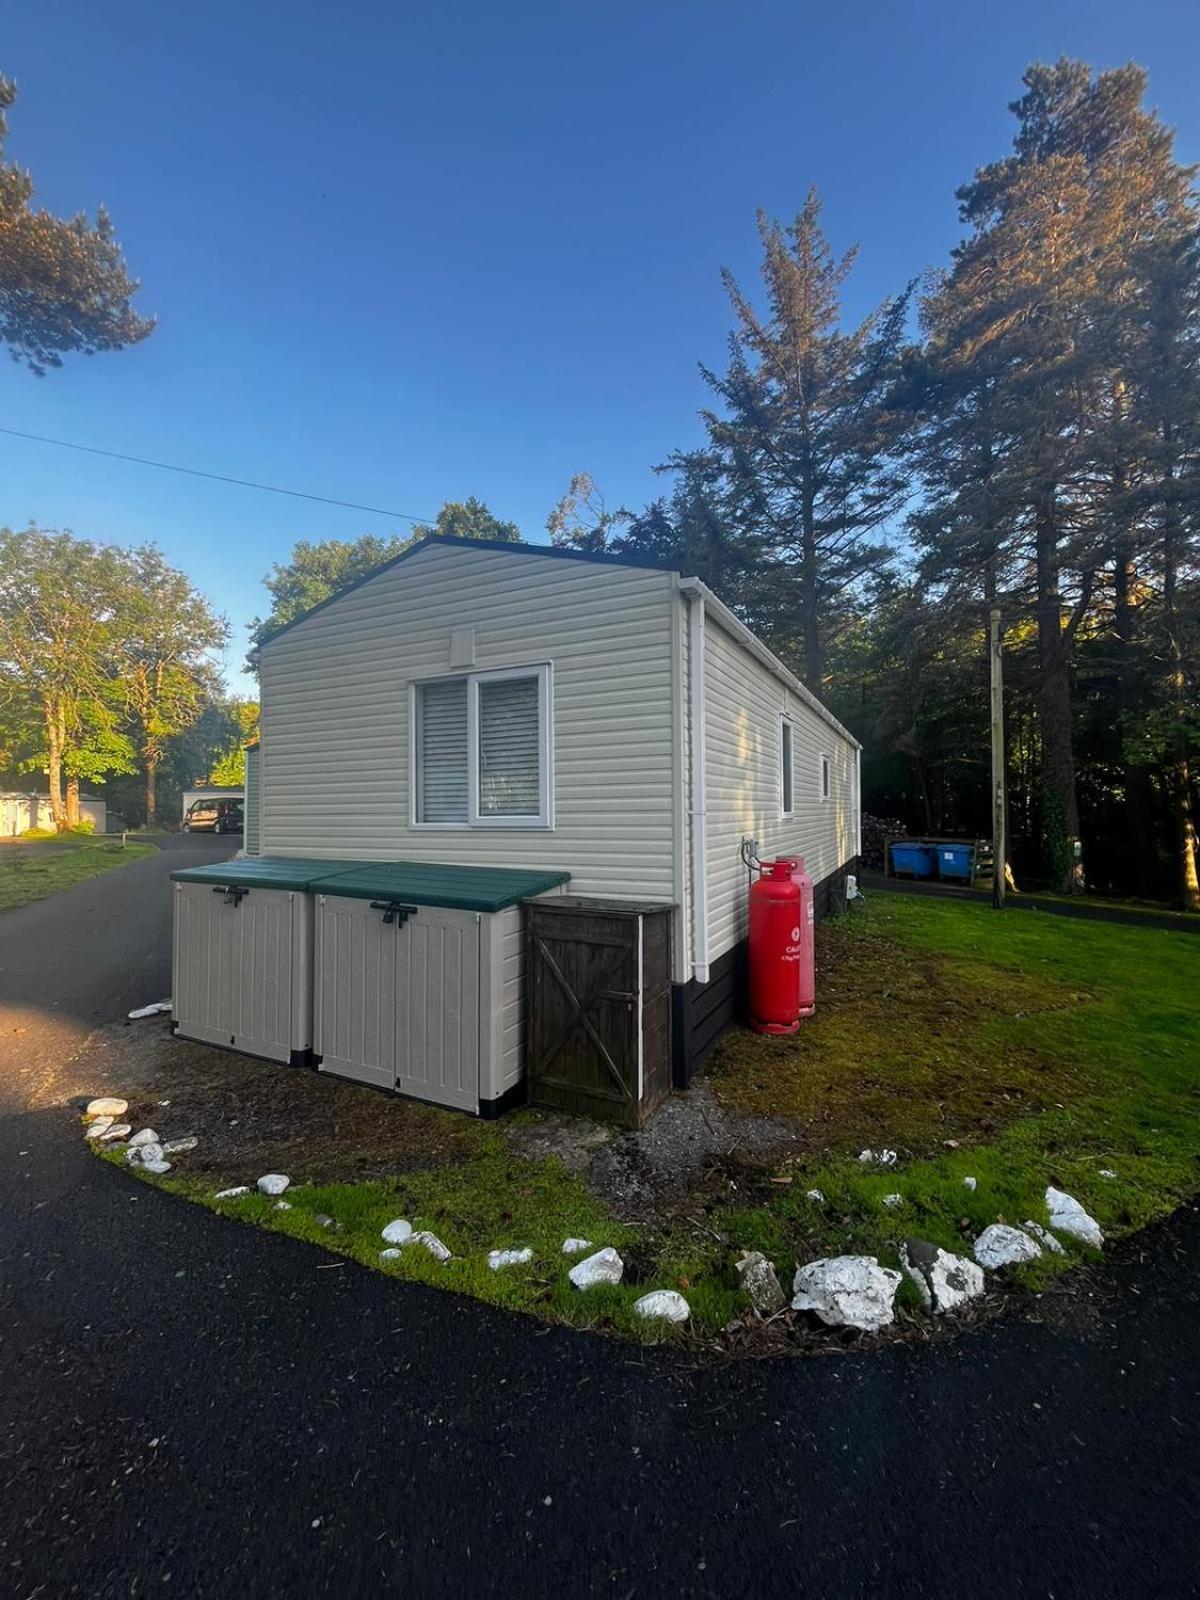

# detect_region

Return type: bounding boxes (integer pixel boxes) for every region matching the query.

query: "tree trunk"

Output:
[65,777,80,827]
[45,709,66,830]
[1168,751,1200,912]
[145,756,158,828]
[1112,538,1156,891]
[800,495,823,690]
[1035,490,1084,892]
[1163,509,1199,911]
[914,755,934,834]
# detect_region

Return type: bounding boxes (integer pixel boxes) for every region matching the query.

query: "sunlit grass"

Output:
[0,839,156,913]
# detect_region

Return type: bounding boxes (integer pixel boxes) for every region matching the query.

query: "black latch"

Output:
[369,900,419,927]
[213,884,249,907]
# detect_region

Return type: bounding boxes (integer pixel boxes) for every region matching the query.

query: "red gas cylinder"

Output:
[778,856,816,1018]
[748,860,803,1036]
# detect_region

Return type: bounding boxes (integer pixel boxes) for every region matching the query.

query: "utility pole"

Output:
[990,607,1006,909]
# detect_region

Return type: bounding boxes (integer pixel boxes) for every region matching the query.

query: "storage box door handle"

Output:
[369,900,419,927]
[212,885,249,906]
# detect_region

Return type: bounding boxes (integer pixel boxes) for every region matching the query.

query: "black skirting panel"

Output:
[670,858,857,1088]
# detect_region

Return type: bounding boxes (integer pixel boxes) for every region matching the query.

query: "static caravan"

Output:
[247,534,860,1098]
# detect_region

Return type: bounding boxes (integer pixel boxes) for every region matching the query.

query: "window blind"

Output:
[416,678,468,822]
[478,676,540,817]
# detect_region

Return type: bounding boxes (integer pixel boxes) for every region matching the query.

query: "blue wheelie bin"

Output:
[936,843,975,883]
[890,841,936,879]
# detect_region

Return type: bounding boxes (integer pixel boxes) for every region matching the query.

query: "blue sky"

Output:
[2,0,1198,693]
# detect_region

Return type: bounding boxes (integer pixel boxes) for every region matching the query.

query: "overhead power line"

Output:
[0,425,433,524]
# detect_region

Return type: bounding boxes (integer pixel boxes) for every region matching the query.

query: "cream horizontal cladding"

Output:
[702,615,858,964]
[258,543,679,901]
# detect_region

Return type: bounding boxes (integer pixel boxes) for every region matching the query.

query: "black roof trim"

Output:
[255,534,685,650]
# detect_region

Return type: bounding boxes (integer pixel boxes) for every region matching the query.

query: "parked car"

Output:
[183,797,244,834]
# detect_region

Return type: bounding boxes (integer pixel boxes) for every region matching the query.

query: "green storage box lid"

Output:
[170,856,367,892]
[309,860,570,913]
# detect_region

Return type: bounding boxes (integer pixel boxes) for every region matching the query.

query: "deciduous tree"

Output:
[118,547,228,825]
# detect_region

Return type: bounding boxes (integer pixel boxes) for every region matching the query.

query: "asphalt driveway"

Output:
[1,838,1198,1597]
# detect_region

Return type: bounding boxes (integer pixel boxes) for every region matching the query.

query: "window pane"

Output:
[478,676,540,817]
[416,679,468,822]
[782,722,793,813]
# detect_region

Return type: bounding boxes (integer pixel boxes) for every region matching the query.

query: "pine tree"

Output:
[918,60,1197,891]
[696,194,911,689]
[0,74,152,373]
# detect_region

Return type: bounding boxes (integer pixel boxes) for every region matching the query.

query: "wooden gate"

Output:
[526,898,673,1128]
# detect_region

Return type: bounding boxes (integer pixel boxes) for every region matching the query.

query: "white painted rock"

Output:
[85,1116,114,1138]
[98,1123,132,1143]
[410,1230,452,1262]
[129,1128,161,1148]
[568,1247,624,1290]
[633,1290,690,1323]
[561,1237,593,1255]
[858,1148,898,1167]
[256,1174,290,1196]
[900,1240,985,1314]
[736,1251,786,1315]
[162,1136,198,1155]
[881,1193,904,1209]
[127,1141,164,1166]
[381,1219,413,1245]
[792,1256,902,1332]
[487,1247,533,1270]
[141,1160,172,1175]
[86,1097,128,1117]
[1099,1169,1117,1180]
[380,1247,403,1261]
[974,1223,1041,1269]
[805,1189,826,1203]
[1046,1187,1103,1248]
[128,1001,172,1019]
[963,1177,977,1192]
[214,1186,250,1199]
[274,1200,292,1211]
[1023,1221,1065,1255]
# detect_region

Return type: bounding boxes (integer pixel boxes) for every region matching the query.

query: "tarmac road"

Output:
[1,836,1197,1597]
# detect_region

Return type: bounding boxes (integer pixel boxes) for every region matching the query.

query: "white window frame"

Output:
[409,663,554,831]
[780,715,795,818]
[819,751,832,803]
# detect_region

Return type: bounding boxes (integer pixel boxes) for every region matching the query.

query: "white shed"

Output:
[0,791,107,836]
[255,535,861,1087]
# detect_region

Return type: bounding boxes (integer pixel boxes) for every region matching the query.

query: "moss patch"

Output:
[705,910,1096,1153]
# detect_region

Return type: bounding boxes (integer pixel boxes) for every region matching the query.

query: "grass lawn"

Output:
[0,838,157,913]
[95,890,1199,1347]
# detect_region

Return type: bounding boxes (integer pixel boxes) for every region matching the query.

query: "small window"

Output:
[780,718,794,816]
[476,673,542,820]
[819,753,831,803]
[415,678,469,824]
[413,665,552,828]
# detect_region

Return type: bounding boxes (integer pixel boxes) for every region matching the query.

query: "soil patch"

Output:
[81,1020,487,1182]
